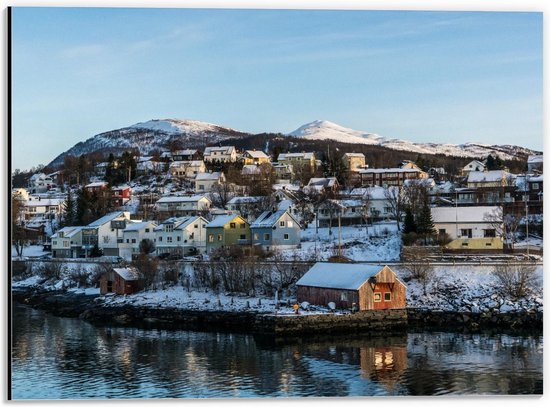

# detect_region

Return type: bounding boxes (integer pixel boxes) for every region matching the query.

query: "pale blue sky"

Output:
[11,8,542,170]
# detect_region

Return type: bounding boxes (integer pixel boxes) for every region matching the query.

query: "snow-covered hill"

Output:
[48,119,250,167]
[288,120,538,161]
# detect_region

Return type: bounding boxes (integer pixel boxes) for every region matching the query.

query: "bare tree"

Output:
[493,264,540,300]
[383,186,404,231]
[360,191,371,236]
[483,206,520,251]
[209,182,235,209]
[401,247,435,294]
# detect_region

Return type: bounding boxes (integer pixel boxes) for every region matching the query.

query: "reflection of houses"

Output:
[99,267,145,295]
[359,337,408,392]
[206,214,251,253]
[297,263,406,311]
[154,216,209,256]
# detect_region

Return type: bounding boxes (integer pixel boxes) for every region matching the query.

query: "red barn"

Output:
[296,263,406,311]
[99,267,145,295]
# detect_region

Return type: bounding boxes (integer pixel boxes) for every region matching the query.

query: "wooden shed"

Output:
[99,267,145,295]
[296,263,406,311]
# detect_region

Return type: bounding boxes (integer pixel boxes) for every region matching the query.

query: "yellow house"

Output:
[205,214,251,252]
[242,150,271,165]
[446,237,503,251]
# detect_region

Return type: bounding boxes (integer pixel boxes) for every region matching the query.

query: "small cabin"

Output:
[99,267,145,295]
[296,263,406,311]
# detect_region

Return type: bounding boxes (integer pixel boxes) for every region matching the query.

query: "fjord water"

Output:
[11,305,542,399]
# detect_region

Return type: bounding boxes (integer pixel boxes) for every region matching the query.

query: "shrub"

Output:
[492,264,540,300]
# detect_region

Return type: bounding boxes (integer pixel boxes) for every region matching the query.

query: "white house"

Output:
[87,211,132,256]
[461,160,486,176]
[431,206,501,240]
[118,221,158,261]
[50,226,84,258]
[154,216,209,256]
[194,172,226,193]
[350,186,396,221]
[155,195,211,216]
[203,146,237,163]
[169,160,206,179]
[466,170,513,188]
[28,173,55,193]
[22,196,64,221]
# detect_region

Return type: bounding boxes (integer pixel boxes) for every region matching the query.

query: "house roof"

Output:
[343,153,365,158]
[195,172,223,181]
[359,167,421,174]
[153,216,205,231]
[467,170,511,183]
[113,267,142,281]
[156,195,208,203]
[51,226,84,238]
[251,210,298,228]
[204,146,235,154]
[431,206,501,223]
[464,160,486,169]
[173,149,198,156]
[123,221,156,232]
[278,152,314,160]
[241,165,261,175]
[296,263,387,290]
[227,196,263,205]
[307,177,338,187]
[207,214,245,228]
[528,154,543,164]
[24,198,64,207]
[85,181,108,188]
[87,211,126,227]
[245,150,269,159]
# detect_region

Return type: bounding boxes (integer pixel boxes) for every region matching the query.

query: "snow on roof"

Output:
[272,183,300,192]
[204,146,235,154]
[24,198,64,207]
[528,154,543,164]
[307,177,337,187]
[343,152,365,158]
[245,150,269,158]
[296,262,386,290]
[153,216,203,231]
[156,195,207,203]
[195,172,222,181]
[51,226,84,238]
[113,267,142,281]
[85,181,108,188]
[207,214,244,228]
[241,165,261,174]
[431,206,501,223]
[359,167,421,174]
[173,149,198,155]
[87,211,126,227]
[227,196,263,205]
[467,170,510,183]
[463,160,486,169]
[278,152,314,160]
[528,175,543,182]
[251,210,292,228]
[123,221,155,232]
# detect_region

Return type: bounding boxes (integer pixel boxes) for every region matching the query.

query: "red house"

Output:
[99,267,145,295]
[112,186,132,206]
[296,263,406,311]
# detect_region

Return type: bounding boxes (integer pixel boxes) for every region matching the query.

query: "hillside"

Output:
[288,120,538,162]
[47,118,539,169]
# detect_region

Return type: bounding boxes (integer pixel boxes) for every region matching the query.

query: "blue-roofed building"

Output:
[250,210,301,251]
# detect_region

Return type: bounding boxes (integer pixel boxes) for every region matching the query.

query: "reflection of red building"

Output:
[360,344,408,392]
[112,186,131,206]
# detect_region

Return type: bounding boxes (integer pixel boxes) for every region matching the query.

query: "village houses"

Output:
[154,216,209,256]
[250,210,301,250]
[203,146,237,163]
[205,214,251,253]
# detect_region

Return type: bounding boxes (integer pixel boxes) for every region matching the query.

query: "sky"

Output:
[10,6,543,171]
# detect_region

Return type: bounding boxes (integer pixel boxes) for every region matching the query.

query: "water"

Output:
[11,305,543,399]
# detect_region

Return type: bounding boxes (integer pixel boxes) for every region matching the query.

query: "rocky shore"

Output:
[11,287,543,335]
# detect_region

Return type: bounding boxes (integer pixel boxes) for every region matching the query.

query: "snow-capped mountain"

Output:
[288,120,538,161]
[48,119,250,167]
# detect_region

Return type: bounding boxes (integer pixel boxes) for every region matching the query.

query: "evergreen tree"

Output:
[403,207,417,234]
[486,155,496,170]
[62,189,76,226]
[76,188,95,225]
[417,201,436,244]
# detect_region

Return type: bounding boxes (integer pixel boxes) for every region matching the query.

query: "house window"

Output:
[198,185,204,190]
[287,221,293,228]
[131,239,136,244]
[279,221,285,227]
[177,236,181,241]
[145,228,150,233]
[63,241,69,248]
[126,239,130,243]
[240,223,246,229]
[230,222,236,229]
[166,236,172,243]
[532,183,539,190]
[438,229,446,235]
[460,229,472,238]
[158,236,163,242]
[264,233,270,241]
[384,292,391,302]
[217,234,222,241]
[254,233,259,241]
[374,293,382,302]
[240,234,246,240]
[284,234,289,240]
[208,235,214,242]
[164,224,174,232]
[340,292,348,301]
[484,229,496,238]
[194,224,198,228]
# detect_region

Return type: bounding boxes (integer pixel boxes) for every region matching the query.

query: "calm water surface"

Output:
[11,305,543,399]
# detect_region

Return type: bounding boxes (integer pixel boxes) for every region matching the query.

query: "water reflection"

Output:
[11,305,543,399]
